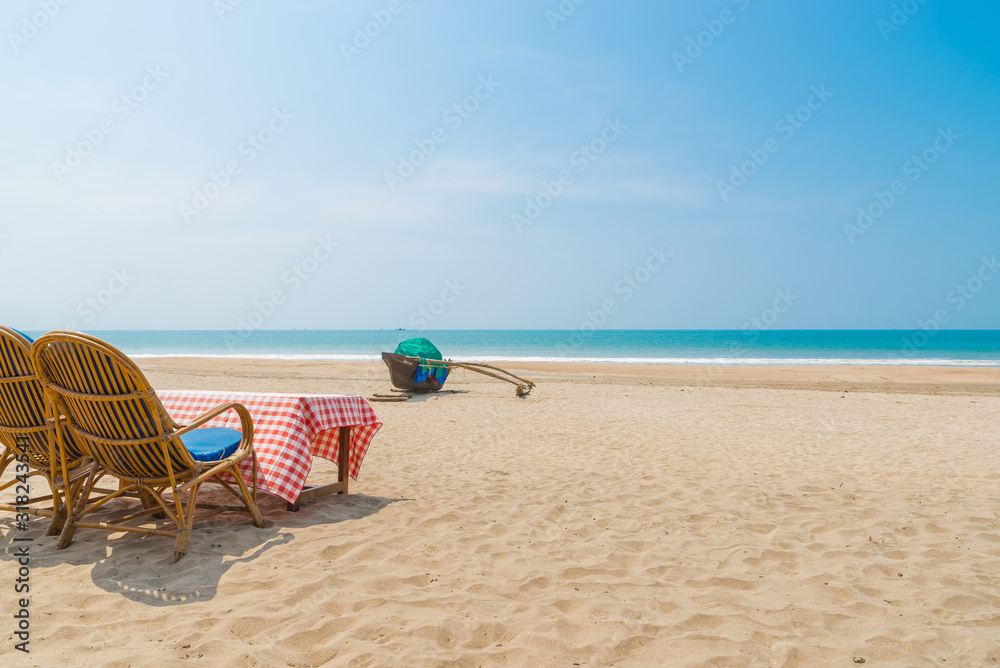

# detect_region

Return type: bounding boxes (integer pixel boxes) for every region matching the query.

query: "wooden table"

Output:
[158,390,382,510]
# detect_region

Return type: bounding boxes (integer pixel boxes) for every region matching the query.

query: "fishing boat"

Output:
[381,351,448,392]
[381,338,534,397]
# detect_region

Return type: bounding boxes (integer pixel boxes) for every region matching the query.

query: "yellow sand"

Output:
[3,360,999,666]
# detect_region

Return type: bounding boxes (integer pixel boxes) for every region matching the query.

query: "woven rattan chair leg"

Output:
[137,486,165,519]
[170,531,190,564]
[230,465,265,528]
[56,469,97,549]
[56,516,78,550]
[44,481,65,536]
[0,449,13,479]
[170,483,201,563]
[46,504,66,536]
[250,503,265,528]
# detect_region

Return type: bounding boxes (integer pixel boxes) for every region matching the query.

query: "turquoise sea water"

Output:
[21,330,1000,366]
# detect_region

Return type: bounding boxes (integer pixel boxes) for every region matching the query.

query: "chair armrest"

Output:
[175,402,258,496]
[174,402,255,446]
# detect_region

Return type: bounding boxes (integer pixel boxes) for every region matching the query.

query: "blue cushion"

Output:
[12,329,33,343]
[181,427,242,462]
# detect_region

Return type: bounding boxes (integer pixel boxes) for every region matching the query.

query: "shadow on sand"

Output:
[404,389,469,403]
[0,492,408,607]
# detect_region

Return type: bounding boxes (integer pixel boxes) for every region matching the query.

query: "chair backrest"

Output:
[30,331,197,480]
[0,326,86,468]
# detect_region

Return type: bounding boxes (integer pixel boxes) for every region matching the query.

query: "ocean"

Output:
[20,330,1000,366]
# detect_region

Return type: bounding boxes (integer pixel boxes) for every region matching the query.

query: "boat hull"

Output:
[381,352,445,392]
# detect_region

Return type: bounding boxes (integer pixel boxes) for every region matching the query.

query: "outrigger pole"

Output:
[423,360,535,397]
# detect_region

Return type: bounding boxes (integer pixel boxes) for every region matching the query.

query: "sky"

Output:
[1,0,999,331]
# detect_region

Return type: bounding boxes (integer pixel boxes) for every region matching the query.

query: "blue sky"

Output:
[2,0,999,330]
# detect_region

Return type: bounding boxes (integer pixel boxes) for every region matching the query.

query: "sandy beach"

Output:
[3,359,999,666]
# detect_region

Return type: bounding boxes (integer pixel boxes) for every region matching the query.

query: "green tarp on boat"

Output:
[394,337,443,361]
[394,338,449,385]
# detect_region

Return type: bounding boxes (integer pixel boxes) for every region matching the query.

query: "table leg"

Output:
[280,425,353,511]
[338,425,350,495]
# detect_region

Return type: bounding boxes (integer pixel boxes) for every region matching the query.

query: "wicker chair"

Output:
[0,326,93,535]
[31,331,265,563]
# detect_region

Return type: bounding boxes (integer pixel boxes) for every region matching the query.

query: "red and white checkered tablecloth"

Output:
[157,390,382,504]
